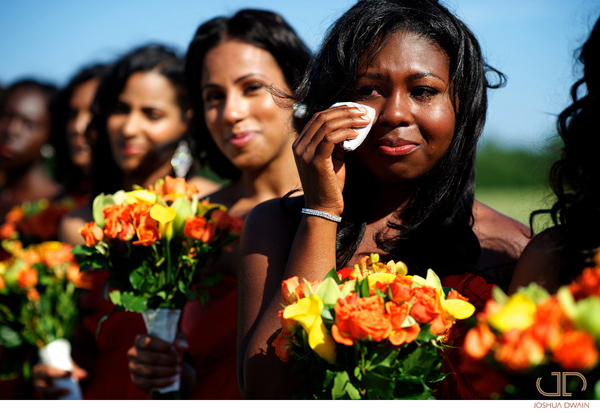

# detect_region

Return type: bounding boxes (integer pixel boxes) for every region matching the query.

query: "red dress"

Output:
[180,276,241,399]
[75,271,149,400]
[437,272,495,399]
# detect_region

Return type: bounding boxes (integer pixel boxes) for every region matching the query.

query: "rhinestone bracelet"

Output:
[301,208,342,223]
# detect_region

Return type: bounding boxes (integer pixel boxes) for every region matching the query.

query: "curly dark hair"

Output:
[292,0,505,277]
[530,16,600,283]
[184,9,312,181]
[89,44,195,196]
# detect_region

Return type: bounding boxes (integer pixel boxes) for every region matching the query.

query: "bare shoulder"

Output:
[187,175,222,197]
[508,226,564,294]
[473,200,532,257]
[58,204,93,245]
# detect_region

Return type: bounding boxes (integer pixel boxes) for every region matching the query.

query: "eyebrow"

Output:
[202,73,266,91]
[359,71,446,84]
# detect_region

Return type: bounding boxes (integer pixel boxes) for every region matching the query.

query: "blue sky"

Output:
[1,0,599,151]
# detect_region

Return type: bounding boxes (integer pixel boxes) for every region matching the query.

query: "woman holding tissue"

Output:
[238,0,529,399]
[126,9,311,399]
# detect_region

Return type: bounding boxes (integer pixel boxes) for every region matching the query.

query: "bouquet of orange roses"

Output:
[273,254,476,399]
[72,176,242,397]
[462,255,600,399]
[0,241,90,399]
[0,198,76,248]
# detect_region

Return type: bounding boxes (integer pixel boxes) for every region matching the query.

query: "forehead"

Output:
[362,31,449,76]
[3,86,49,121]
[119,71,177,103]
[201,40,285,84]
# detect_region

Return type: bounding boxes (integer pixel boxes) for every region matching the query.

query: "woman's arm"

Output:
[237,105,370,399]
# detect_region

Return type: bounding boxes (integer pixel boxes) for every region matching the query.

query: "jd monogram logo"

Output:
[536,372,587,397]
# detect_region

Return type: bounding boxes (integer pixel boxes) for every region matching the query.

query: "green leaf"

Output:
[0,325,23,348]
[201,272,224,287]
[121,292,148,313]
[492,286,509,306]
[363,370,394,399]
[358,278,370,298]
[71,244,97,257]
[331,371,351,399]
[323,268,341,284]
[108,290,122,306]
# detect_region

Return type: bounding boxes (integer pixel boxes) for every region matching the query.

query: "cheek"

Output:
[422,105,455,153]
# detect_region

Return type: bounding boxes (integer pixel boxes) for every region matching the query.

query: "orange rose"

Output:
[79,222,104,247]
[26,288,40,301]
[386,301,421,345]
[494,329,545,371]
[20,249,41,266]
[282,276,302,305]
[410,285,441,323]
[132,220,160,247]
[272,331,293,362]
[388,276,413,304]
[530,297,567,350]
[552,330,599,371]
[18,267,38,289]
[0,275,5,290]
[40,243,74,267]
[464,323,496,360]
[228,217,244,235]
[160,175,199,202]
[571,266,600,300]
[429,313,453,336]
[184,216,210,240]
[332,294,392,345]
[0,222,16,239]
[211,209,232,230]
[67,264,92,289]
[103,204,131,239]
[278,309,296,334]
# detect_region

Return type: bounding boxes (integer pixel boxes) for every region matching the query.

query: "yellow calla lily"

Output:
[283,295,336,364]
[150,204,177,240]
[368,273,397,290]
[487,293,536,333]
[441,298,475,321]
[126,190,157,205]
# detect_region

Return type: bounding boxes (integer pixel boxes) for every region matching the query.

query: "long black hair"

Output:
[530,16,600,283]
[293,0,505,277]
[184,9,312,181]
[89,44,195,196]
[51,63,109,193]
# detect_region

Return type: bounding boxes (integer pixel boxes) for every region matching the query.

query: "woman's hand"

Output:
[32,361,88,399]
[292,104,371,216]
[127,331,188,393]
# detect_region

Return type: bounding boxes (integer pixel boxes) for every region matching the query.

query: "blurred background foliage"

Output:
[474,137,561,233]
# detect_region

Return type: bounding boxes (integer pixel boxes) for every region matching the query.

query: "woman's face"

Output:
[0,86,51,170]
[351,31,455,183]
[201,40,294,172]
[66,78,99,170]
[107,71,187,173]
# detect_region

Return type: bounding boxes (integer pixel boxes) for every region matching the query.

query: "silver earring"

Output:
[171,140,193,178]
[293,102,307,119]
[40,143,55,159]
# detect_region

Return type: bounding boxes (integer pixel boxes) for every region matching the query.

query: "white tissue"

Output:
[330,102,376,151]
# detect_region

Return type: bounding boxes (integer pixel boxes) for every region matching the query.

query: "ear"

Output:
[185,109,193,124]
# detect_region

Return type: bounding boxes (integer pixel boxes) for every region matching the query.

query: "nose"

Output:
[378,91,413,128]
[6,116,24,137]
[73,111,92,136]
[222,93,248,124]
[121,112,141,138]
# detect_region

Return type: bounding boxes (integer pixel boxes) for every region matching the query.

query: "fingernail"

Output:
[361,115,371,121]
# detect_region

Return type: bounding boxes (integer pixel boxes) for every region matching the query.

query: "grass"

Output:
[474,186,555,232]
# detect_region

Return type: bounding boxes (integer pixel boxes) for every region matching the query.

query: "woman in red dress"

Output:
[237,0,529,399]
[126,9,312,399]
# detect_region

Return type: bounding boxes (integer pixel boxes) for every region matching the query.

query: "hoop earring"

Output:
[171,140,193,178]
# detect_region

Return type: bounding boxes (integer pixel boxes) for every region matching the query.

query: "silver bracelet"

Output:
[301,208,342,223]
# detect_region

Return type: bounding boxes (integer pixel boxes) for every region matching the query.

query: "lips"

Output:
[229,131,257,148]
[376,137,419,156]
[120,143,146,156]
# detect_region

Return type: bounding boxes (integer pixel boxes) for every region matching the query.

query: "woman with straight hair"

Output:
[126,10,312,399]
